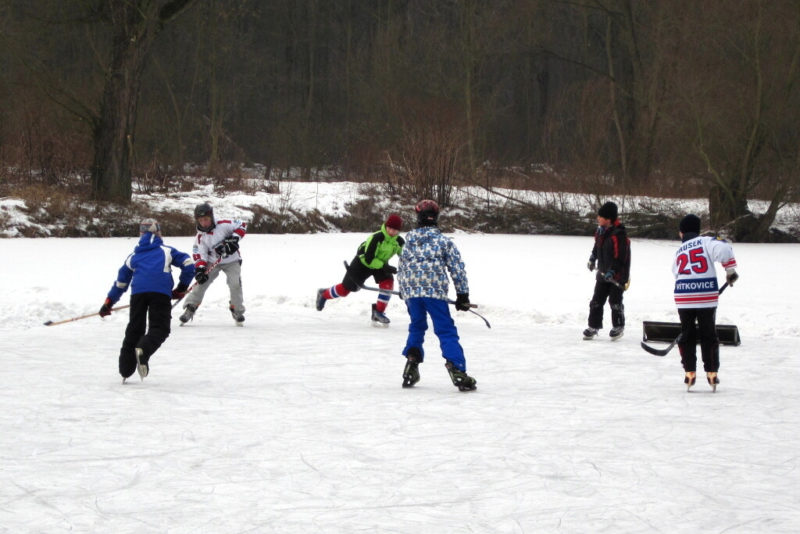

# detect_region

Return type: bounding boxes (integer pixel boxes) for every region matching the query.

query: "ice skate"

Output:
[371,304,390,326]
[179,304,196,325]
[445,361,476,391]
[316,288,327,311]
[135,348,148,381]
[229,304,245,326]
[609,326,624,341]
[402,354,420,388]
[684,371,696,391]
[707,372,719,392]
[582,327,598,340]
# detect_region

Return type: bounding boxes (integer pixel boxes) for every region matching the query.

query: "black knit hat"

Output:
[598,201,618,221]
[679,214,701,234]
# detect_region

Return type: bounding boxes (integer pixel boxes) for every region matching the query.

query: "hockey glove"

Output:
[587,257,596,272]
[195,267,209,285]
[99,298,113,317]
[455,293,471,311]
[382,264,398,275]
[726,268,739,286]
[603,270,615,282]
[171,282,189,299]
[214,236,240,257]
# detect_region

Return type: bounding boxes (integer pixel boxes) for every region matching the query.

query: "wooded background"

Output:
[1,0,798,240]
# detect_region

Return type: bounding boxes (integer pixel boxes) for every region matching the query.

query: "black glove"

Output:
[382,264,398,275]
[587,257,596,272]
[195,267,209,285]
[726,268,739,286]
[99,298,113,317]
[455,293,471,311]
[214,236,240,257]
[172,282,189,299]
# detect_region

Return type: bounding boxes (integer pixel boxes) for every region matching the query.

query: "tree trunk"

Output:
[91,1,195,203]
[91,26,154,202]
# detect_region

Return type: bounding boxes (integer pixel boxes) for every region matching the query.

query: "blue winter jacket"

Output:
[106,233,195,305]
[398,226,469,300]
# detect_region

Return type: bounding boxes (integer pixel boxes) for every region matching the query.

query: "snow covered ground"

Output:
[2,180,800,237]
[1,227,799,533]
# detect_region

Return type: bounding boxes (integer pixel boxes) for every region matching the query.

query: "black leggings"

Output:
[588,280,625,329]
[677,307,719,373]
[341,255,393,292]
[119,292,172,378]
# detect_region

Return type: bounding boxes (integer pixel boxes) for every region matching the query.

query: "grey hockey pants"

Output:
[184,260,245,314]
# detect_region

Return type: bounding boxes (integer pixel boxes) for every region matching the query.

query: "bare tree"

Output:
[91,0,195,202]
[673,0,800,240]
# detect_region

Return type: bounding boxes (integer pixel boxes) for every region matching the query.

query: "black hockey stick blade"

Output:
[641,337,679,357]
[468,309,491,329]
[641,281,730,356]
[344,260,490,328]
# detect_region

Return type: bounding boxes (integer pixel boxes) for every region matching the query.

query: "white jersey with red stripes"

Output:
[192,219,247,270]
[672,235,736,308]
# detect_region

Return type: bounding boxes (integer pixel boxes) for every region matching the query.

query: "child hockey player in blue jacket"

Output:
[397,199,476,391]
[99,219,195,382]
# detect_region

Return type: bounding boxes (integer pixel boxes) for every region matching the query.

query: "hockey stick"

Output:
[343,261,491,329]
[44,304,131,326]
[171,256,223,309]
[641,282,729,356]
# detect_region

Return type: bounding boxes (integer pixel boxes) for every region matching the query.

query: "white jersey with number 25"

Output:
[672,235,737,309]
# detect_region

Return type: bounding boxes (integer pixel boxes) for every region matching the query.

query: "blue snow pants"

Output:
[402,297,467,371]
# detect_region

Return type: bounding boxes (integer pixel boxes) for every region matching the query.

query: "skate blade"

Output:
[134,350,147,381]
[370,321,389,328]
[610,333,624,341]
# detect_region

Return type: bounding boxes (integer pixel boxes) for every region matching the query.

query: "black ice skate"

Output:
[582,327,599,340]
[135,348,149,381]
[316,288,327,311]
[707,372,719,393]
[371,304,390,326]
[229,304,245,326]
[684,371,696,391]
[402,353,420,388]
[445,361,476,391]
[609,326,624,341]
[179,304,196,325]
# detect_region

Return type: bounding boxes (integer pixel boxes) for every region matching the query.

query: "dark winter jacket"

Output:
[106,233,195,305]
[590,220,630,284]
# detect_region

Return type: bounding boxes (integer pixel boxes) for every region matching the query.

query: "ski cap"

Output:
[139,218,161,235]
[679,214,701,234]
[385,214,403,231]
[598,201,618,221]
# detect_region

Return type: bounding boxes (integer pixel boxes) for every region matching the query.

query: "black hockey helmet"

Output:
[194,202,215,232]
[415,199,440,227]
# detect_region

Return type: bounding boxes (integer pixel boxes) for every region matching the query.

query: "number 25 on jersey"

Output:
[677,248,708,274]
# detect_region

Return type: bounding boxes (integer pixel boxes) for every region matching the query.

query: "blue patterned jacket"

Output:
[398,226,469,300]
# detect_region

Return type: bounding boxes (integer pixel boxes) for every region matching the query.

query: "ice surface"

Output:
[1,232,798,533]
